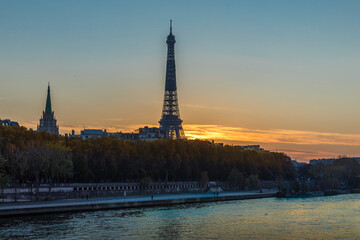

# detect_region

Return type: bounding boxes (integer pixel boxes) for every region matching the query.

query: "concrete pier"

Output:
[0,190,277,217]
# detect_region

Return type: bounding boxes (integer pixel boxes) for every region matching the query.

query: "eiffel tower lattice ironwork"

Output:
[159,20,185,139]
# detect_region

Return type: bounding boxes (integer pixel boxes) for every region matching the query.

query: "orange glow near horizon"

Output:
[184,124,360,146]
[20,121,360,162]
[2,1,360,166]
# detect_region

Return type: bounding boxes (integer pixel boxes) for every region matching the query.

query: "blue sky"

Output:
[1,0,360,161]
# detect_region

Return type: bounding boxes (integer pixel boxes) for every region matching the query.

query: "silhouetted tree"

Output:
[200,171,209,188]
[246,175,260,190]
[227,168,244,189]
[0,125,296,184]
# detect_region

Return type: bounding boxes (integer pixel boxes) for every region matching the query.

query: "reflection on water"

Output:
[1,194,360,239]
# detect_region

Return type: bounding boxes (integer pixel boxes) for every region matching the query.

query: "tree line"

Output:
[0,124,295,186]
[297,157,360,190]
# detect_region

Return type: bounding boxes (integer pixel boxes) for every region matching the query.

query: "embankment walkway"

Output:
[0,189,277,217]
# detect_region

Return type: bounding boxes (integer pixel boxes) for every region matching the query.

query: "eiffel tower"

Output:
[159,21,185,139]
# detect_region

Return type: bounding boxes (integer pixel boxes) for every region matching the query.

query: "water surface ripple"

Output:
[1,194,359,239]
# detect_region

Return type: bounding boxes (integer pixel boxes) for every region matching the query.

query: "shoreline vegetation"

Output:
[0,125,294,197]
[1,125,360,204]
[277,157,360,198]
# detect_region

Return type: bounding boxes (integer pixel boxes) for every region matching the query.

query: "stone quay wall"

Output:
[0,181,280,203]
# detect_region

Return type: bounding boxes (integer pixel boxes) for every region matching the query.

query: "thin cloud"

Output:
[183,124,360,146]
[183,103,246,112]
[107,118,126,122]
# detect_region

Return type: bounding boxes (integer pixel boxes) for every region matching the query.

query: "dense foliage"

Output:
[0,125,295,184]
[298,157,360,189]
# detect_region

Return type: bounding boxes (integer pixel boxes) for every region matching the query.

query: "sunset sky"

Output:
[1,1,360,162]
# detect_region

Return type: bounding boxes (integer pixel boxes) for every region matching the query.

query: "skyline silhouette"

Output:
[1,1,360,162]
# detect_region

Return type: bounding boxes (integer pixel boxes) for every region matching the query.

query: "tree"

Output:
[48,145,73,182]
[246,175,260,190]
[0,153,10,202]
[0,126,296,184]
[200,171,209,188]
[227,168,244,189]
[140,177,152,189]
[0,172,10,203]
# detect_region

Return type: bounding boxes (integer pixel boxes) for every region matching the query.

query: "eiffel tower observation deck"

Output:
[37,83,59,135]
[159,21,185,139]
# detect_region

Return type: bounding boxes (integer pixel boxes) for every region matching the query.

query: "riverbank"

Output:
[0,190,277,217]
[277,188,360,198]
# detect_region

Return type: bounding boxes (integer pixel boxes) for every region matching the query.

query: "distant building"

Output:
[71,129,140,140]
[309,158,335,165]
[240,145,269,152]
[310,158,360,165]
[210,140,224,146]
[291,160,307,169]
[80,129,107,139]
[0,119,20,127]
[110,132,139,140]
[139,126,162,140]
[37,84,59,135]
[71,126,166,141]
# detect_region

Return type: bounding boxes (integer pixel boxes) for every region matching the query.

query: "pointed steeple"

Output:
[45,83,52,114]
[38,83,59,135]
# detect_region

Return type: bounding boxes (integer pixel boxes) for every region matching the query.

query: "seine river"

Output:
[1,194,359,239]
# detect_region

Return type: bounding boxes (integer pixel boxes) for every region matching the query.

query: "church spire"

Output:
[38,83,59,135]
[45,83,52,114]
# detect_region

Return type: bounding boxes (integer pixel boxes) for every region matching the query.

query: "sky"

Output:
[1,0,360,162]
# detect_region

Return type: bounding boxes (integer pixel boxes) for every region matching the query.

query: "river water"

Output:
[1,194,359,239]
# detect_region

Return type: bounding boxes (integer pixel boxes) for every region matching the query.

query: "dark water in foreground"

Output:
[1,194,359,239]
